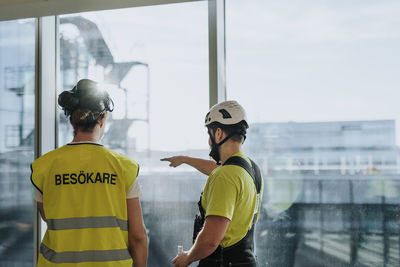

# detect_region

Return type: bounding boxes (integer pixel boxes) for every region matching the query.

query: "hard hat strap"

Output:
[207,127,236,165]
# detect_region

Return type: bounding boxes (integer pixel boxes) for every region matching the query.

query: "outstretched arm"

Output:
[160,156,218,176]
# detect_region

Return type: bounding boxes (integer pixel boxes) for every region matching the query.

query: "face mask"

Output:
[207,128,219,164]
[207,127,235,165]
[209,143,221,165]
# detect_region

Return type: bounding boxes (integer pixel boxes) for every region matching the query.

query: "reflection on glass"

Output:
[227,0,400,266]
[58,2,208,266]
[0,19,36,266]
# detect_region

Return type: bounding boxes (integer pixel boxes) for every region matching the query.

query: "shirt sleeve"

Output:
[203,176,238,220]
[34,188,43,203]
[123,158,139,194]
[126,179,142,199]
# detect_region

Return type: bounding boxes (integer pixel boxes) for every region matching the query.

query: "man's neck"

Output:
[219,141,241,165]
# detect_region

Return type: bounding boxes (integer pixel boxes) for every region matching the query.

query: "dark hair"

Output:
[58,90,79,115]
[69,108,105,135]
[58,79,114,117]
[58,79,113,136]
[208,120,248,143]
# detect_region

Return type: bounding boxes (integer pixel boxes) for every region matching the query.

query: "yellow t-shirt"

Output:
[201,152,263,248]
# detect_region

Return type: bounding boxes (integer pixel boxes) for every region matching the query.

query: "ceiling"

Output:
[0,0,198,22]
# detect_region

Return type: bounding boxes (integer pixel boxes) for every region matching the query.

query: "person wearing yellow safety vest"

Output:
[30,79,148,267]
[162,100,264,267]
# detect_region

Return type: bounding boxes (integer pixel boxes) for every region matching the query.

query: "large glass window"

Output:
[227,0,400,266]
[0,18,36,266]
[58,2,208,265]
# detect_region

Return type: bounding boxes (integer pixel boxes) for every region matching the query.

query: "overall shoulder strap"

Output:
[249,159,262,194]
[223,156,262,194]
[223,156,263,235]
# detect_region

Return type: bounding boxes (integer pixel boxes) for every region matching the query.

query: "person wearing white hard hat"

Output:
[162,100,264,267]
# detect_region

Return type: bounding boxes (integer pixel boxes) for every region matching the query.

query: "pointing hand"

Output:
[160,156,186,168]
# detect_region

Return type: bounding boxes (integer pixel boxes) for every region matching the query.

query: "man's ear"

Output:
[215,128,225,143]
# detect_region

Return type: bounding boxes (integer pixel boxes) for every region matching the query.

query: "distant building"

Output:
[58,16,149,150]
[246,120,399,176]
[0,19,35,152]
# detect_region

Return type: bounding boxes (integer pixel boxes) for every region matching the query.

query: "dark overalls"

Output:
[193,156,262,267]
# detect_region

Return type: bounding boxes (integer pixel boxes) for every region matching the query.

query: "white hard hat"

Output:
[204,100,248,127]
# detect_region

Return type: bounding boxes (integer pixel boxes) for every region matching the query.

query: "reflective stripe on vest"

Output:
[46,216,128,231]
[40,244,131,263]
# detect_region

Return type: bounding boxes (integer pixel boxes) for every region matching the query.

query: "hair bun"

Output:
[58,91,79,115]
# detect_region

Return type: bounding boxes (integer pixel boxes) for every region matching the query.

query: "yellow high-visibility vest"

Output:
[31,143,139,267]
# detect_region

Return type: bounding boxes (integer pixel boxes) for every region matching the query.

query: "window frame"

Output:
[33,0,226,264]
